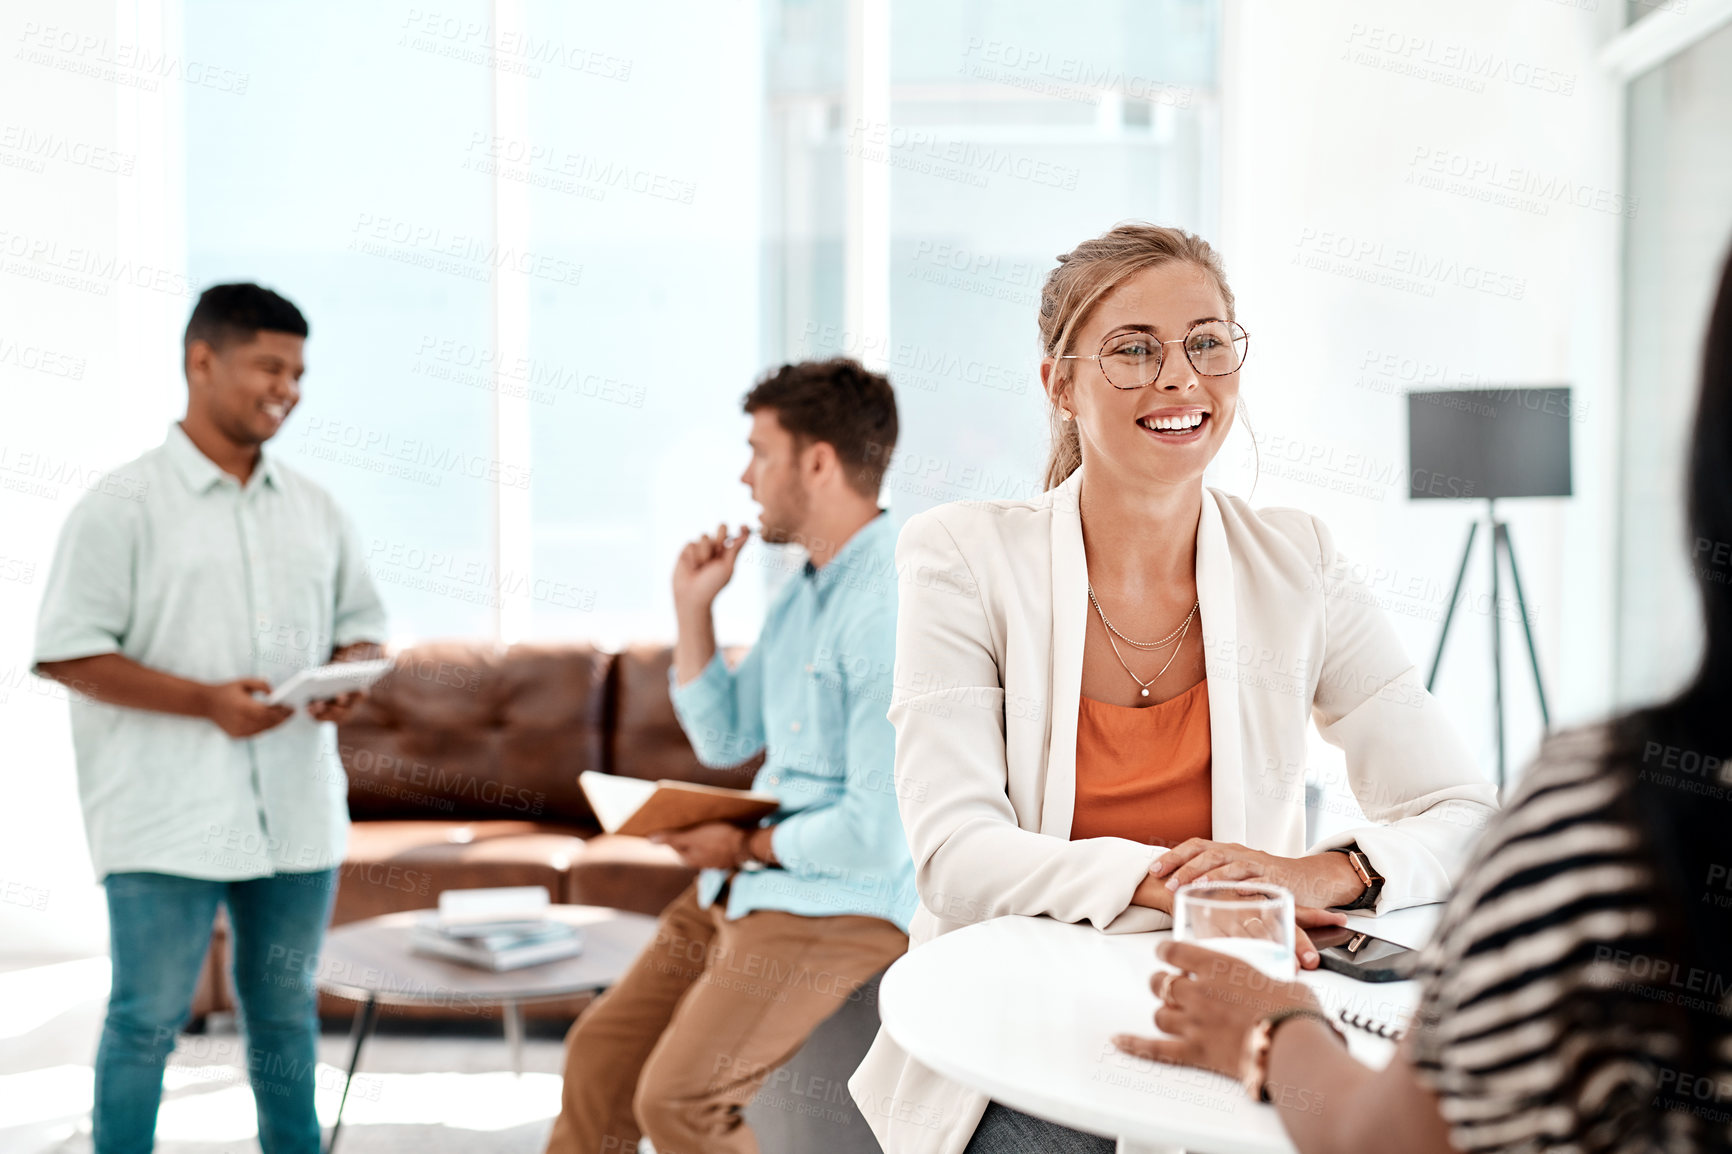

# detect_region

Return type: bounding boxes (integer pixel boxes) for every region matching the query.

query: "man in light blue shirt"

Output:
[545,359,916,1154]
[34,284,386,1154]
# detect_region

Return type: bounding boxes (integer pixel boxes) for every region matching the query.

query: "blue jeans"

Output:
[963,1101,1116,1154]
[95,870,337,1154]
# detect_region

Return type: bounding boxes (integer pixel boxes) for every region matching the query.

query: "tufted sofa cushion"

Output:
[339,641,609,825]
[611,643,764,788]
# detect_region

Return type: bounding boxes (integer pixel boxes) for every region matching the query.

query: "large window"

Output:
[183,1,1223,648]
[762,0,849,368]
[880,1,1221,520]
[183,2,767,648]
[186,2,501,644]
[519,3,765,647]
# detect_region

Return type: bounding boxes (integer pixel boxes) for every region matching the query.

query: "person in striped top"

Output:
[1114,242,1732,1153]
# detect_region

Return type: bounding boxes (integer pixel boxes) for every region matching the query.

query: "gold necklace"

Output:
[1089,591,1198,697]
[1087,584,1199,650]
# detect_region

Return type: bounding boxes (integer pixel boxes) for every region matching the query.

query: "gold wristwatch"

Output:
[1332,845,1384,911]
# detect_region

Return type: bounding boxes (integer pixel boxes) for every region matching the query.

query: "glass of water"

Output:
[1172,881,1296,981]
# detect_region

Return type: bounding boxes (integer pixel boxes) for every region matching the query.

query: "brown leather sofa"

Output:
[187,639,894,1154]
[192,640,762,1020]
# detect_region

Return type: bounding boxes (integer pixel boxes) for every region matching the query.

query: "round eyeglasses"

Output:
[1055,320,1249,388]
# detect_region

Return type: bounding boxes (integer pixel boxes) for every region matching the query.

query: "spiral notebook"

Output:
[1338,1006,1406,1042]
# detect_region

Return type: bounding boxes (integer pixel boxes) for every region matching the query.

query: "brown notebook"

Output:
[579,771,780,838]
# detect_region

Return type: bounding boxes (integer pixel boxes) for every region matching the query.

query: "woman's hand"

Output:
[1152,839,1367,910]
[1112,939,1324,1081]
[1289,905,1348,968]
[1131,871,1346,968]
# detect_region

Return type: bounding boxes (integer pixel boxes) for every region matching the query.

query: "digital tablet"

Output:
[263,658,395,708]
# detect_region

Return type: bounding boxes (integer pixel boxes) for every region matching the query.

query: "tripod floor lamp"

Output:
[1408,387,1574,790]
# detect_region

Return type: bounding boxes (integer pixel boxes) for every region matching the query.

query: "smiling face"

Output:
[185,330,305,446]
[1045,260,1239,491]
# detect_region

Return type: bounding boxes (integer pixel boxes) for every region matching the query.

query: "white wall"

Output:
[1,0,188,958]
[1218,0,1625,796]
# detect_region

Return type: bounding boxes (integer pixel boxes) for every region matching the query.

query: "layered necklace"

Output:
[1086,584,1199,698]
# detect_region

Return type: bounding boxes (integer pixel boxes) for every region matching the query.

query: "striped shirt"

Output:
[1411,727,1732,1153]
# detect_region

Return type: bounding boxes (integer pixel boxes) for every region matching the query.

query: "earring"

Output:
[1059,410,1073,422]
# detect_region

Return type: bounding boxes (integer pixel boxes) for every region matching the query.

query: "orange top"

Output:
[1071,680,1213,847]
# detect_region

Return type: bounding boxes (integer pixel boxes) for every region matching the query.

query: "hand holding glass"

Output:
[1171,880,1296,981]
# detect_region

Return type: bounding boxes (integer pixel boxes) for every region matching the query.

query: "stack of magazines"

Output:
[409,886,583,972]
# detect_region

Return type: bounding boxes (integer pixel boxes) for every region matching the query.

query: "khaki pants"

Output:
[544,881,908,1154]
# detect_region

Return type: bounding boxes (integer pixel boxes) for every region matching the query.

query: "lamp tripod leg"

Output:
[1428,520,1480,692]
[1489,507,1506,791]
[1497,522,1551,728]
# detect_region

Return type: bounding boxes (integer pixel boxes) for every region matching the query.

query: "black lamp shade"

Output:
[1407,387,1574,501]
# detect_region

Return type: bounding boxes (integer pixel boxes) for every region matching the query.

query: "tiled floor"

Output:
[0,956,575,1154]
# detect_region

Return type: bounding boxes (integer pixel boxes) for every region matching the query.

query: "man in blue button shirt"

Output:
[545,359,917,1154]
[34,284,387,1154]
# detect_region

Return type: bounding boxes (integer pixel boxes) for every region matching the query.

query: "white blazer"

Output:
[848,469,1498,1154]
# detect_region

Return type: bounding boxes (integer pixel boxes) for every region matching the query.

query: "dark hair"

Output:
[1610,245,1732,1123]
[742,358,898,498]
[184,283,308,357]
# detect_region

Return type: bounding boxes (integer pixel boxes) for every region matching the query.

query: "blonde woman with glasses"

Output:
[848,223,1499,1154]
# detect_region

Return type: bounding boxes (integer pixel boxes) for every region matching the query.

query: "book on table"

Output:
[408,886,584,972]
[578,771,780,838]
[436,885,550,928]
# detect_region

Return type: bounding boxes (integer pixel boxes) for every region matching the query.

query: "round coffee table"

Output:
[316,904,658,1151]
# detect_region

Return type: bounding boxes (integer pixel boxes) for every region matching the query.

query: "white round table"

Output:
[877,912,1433,1154]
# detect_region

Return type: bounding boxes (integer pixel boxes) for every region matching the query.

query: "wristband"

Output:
[1244,1008,1347,1102]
